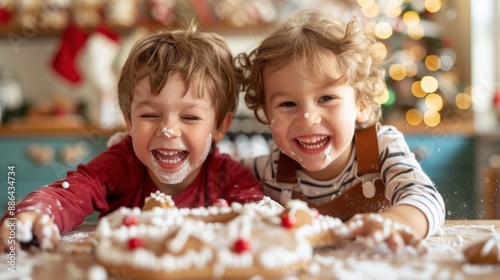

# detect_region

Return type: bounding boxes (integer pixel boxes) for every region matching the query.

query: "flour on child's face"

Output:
[149,134,212,184]
[263,62,363,177]
[158,126,175,138]
[127,74,219,187]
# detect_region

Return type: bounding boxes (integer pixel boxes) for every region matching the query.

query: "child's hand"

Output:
[333,213,423,252]
[0,212,60,252]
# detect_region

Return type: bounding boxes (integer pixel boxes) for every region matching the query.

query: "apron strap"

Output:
[276,151,299,184]
[354,124,381,175]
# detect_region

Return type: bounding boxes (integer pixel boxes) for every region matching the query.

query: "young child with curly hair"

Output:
[238,10,445,251]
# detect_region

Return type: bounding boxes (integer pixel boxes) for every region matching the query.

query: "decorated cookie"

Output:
[463,235,500,265]
[142,190,175,211]
[93,193,344,279]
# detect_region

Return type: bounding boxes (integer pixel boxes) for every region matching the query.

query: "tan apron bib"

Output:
[276,125,390,221]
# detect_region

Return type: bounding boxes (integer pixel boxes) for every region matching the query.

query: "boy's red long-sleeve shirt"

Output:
[2,136,263,233]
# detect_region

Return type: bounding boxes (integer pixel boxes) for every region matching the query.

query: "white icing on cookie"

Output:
[94,195,342,278]
[145,190,174,206]
[479,235,500,261]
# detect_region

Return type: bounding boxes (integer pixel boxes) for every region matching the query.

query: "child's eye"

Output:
[277,101,296,108]
[181,115,201,121]
[139,114,158,119]
[318,95,334,103]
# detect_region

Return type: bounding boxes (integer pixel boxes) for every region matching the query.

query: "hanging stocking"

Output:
[78,24,121,127]
[0,6,13,24]
[79,24,120,93]
[50,23,90,84]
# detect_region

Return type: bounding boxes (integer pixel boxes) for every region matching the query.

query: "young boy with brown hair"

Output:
[1,23,263,251]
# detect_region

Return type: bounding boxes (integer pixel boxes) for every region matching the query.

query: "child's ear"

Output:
[123,113,132,132]
[356,105,371,123]
[213,112,233,142]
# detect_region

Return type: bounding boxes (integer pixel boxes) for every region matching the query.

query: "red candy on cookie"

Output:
[213,198,229,207]
[122,215,138,227]
[128,237,144,250]
[233,238,251,253]
[281,215,297,229]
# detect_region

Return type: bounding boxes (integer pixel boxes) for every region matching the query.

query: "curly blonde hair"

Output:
[118,21,239,128]
[237,10,387,129]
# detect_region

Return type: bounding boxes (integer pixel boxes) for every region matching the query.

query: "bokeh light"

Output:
[361,1,381,18]
[425,55,441,71]
[456,93,472,109]
[411,81,427,98]
[421,76,439,93]
[408,25,425,40]
[384,4,402,18]
[389,64,407,81]
[403,11,420,27]
[381,87,396,106]
[424,110,441,127]
[438,48,456,71]
[405,63,418,77]
[398,50,415,65]
[425,93,443,111]
[375,86,390,104]
[425,0,443,13]
[406,109,423,126]
[374,22,393,39]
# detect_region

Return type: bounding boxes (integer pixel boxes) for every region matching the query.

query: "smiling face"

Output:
[125,73,231,194]
[263,61,370,180]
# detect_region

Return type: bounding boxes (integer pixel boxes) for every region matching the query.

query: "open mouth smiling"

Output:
[152,149,189,165]
[294,135,331,150]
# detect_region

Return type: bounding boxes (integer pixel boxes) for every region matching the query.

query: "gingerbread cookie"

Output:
[463,235,500,264]
[93,194,344,279]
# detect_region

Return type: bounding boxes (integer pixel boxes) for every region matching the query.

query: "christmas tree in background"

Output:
[358,0,471,129]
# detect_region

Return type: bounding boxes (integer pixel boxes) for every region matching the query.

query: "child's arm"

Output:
[334,205,427,252]
[0,169,106,251]
[0,212,60,252]
[380,204,429,238]
[334,126,444,251]
[0,136,135,250]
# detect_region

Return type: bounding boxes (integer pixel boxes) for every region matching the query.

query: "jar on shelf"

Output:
[0,66,23,125]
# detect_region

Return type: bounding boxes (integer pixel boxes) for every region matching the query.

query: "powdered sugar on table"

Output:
[298,222,500,280]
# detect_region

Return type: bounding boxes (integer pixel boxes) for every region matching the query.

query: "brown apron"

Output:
[276,125,390,221]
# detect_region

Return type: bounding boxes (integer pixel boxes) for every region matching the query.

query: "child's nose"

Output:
[295,110,321,128]
[156,122,181,138]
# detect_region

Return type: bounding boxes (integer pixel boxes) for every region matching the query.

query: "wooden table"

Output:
[1,220,500,280]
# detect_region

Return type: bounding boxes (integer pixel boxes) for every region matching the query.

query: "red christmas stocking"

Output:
[79,24,120,91]
[0,7,13,24]
[51,23,90,84]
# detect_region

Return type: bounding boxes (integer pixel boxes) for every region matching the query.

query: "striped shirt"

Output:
[242,125,445,237]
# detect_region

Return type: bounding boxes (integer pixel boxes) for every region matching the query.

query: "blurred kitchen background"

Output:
[1,0,499,220]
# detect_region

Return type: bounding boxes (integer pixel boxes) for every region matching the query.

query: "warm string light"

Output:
[357,0,468,127]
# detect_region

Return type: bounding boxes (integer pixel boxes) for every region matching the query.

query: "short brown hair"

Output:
[118,22,238,128]
[237,10,387,128]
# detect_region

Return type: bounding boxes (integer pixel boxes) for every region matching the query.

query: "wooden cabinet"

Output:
[0,128,112,221]
[405,133,476,219]
[474,131,500,219]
